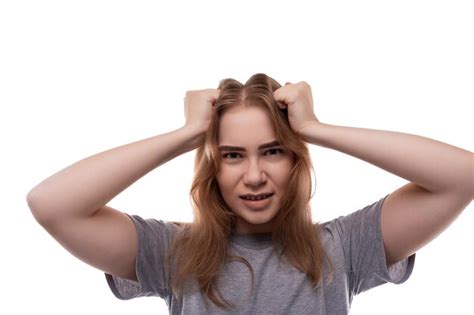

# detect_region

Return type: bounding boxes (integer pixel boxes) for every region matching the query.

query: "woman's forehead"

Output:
[218,106,275,144]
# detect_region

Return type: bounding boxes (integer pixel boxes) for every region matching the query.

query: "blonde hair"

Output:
[164,73,335,310]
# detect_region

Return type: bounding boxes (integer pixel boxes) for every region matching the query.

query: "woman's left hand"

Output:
[273,81,321,140]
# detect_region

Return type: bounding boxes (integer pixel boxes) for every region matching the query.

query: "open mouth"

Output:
[239,193,274,210]
[240,193,274,201]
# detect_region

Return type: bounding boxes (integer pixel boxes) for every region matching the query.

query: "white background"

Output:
[2,0,473,314]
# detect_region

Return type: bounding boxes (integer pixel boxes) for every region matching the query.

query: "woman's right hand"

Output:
[183,88,221,134]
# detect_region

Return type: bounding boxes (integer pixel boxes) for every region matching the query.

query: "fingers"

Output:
[274,82,295,109]
[276,101,287,110]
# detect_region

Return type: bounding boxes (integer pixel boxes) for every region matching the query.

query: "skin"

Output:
[215,105,294,234]
[185,82,472,266]
[274,81,473,267]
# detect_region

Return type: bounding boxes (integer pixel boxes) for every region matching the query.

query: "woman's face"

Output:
[215,105,294,234]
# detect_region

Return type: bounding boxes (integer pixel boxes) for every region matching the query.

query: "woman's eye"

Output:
[222,148,283,160]
[265,148,283,156]
[222,152,241,159]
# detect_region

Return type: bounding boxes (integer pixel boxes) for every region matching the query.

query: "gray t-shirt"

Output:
[105,194,415,314]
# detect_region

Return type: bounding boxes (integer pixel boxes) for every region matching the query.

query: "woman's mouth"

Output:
[239,193,274,210]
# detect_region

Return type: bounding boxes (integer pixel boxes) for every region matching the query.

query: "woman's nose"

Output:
[243,160,267,186]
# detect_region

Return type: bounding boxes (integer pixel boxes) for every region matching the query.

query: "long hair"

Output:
[164,73,335,310]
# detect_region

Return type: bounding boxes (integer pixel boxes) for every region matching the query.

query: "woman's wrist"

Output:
[179,124,207,151]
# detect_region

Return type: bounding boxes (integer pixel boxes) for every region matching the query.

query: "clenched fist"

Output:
[183,89,221,133]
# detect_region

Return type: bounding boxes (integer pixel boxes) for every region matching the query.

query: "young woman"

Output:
[27,73,473,314]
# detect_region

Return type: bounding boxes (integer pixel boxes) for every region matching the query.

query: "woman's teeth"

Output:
[242,194,272,200]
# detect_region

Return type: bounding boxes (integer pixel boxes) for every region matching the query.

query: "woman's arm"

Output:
[27,88,220,223]
[302,121,473,266]
[303,122,473,195]
[27,125,205,222]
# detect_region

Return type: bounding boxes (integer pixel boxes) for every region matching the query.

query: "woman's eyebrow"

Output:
[218,140,281,152]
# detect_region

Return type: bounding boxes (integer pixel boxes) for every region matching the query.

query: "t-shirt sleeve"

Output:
[104,213,177,300]
[332,194,416,296]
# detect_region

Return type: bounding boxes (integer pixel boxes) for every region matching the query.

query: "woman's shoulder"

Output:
[125,214,189,239]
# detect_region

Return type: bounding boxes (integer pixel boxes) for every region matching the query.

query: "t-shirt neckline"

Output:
[230,231,273,250]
